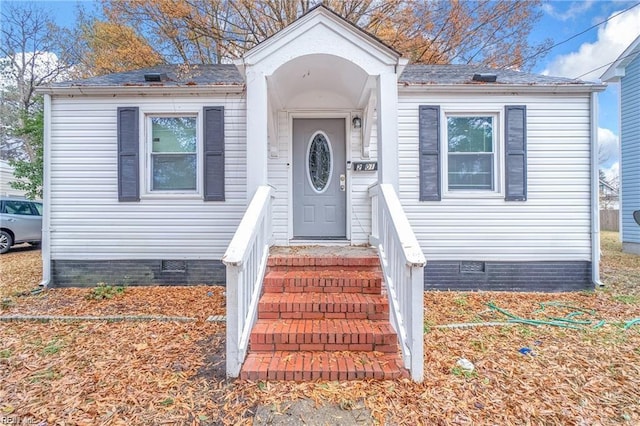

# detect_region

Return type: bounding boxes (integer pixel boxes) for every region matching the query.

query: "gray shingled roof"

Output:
[400,64,593,86]
[49,63,595,88]
[51,64,244,87]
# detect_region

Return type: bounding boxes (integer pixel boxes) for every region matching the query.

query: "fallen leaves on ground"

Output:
[232,324,640,425]
[0,232,639,424]
[424,290,640,328]
[601,231,640,296]
[0,245,42,298]
[0,321,229,425]
[2,285,225,320]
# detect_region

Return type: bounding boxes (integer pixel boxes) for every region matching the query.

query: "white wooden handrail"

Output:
[369,183,425,382]
[223,185,274,377]
[370,184,426,267]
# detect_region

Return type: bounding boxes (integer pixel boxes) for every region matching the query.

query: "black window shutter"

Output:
[505,105,527,201]
[419,105,441,201]
[117,107,140,202]
[203,106,225,201]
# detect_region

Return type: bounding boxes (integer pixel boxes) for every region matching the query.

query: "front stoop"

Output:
[240,247,408,381]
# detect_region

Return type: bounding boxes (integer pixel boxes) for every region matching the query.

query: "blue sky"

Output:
[17,0,640,178]
[532,0,640,179]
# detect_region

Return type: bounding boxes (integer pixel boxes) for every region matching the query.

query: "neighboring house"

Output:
[599,178,619,210]
[0,160,26,197]
[602,35,640,255]
[36,6,605,291]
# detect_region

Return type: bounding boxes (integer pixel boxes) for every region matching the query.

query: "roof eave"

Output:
[36,84,245,96]
[398,83,607,93]
[601,34,640,82]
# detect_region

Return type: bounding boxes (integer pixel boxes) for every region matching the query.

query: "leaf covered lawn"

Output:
[0,231,638,425]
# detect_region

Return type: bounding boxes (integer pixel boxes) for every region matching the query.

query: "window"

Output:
[307,132,333,193]
[148,116,198,192]
[117,106,224,202]
[418,105,526,202]
[446,115,496,191]
[2,200,39,215]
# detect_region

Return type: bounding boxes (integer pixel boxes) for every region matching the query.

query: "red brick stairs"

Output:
[240,247,407,381]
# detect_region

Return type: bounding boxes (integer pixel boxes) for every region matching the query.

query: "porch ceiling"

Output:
[268,54,370,110]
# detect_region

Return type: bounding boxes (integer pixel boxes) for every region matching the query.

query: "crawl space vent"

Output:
[162,260,186,272]
[460,261,485,273]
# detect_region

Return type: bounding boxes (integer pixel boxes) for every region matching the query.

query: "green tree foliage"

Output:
[9,107,44,200]
[1,2,77,198]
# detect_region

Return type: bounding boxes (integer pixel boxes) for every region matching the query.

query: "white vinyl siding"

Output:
[49,88,594,262]
[620,55,640,245]
[0,160,25,197]
[269,110,291,244]
[350,116,377,244]
[49,95,246,260]
[399,91,593,261]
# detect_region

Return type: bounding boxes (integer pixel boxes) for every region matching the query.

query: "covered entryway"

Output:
[236,5,407,245]
[292,118,346,238]
[225,5,425,383]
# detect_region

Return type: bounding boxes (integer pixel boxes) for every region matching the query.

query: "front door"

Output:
[292,118,346,238]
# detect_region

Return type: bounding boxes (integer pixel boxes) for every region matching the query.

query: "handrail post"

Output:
[369,182,425,382]
[409,266,424,381]
[226,264,241,377]
[369,184,379,246]
[223,185,274,378]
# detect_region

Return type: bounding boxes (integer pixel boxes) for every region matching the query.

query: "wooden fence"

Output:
[600,209,619,231]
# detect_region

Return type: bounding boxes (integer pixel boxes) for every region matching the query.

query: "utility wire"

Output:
[574,49,640,80]
[507,1,640,68]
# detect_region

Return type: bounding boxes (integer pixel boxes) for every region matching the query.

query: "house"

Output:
[37,5,605,380]
[0,159,26,197]
[602,34,640,255]
[599,177,619,210]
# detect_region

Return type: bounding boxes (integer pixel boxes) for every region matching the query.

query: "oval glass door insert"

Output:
[306,132,333,193]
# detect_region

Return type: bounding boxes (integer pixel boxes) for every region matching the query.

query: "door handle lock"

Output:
[339,174,346,192]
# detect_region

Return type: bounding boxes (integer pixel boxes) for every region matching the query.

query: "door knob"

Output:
[339,174,346,191]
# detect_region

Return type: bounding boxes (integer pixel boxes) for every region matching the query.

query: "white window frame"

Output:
[143,112,202,198]
[442,110,504,198]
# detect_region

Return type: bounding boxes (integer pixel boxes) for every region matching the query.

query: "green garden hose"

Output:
[624,318,640,330]
[486,301,606,330]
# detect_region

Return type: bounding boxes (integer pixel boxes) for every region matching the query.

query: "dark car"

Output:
[0,197,43,254]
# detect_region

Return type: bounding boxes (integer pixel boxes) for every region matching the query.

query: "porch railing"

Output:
[369,183,425,382]
[223,185,274,377]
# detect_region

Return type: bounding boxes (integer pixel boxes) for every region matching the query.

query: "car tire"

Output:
[0,231,12,254]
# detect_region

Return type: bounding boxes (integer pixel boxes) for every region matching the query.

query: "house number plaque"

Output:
[352,161,378,171]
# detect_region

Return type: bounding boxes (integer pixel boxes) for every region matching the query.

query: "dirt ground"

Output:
[0,231,638,425]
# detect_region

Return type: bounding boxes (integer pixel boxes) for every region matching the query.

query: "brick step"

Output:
[241,351,408,381]
[267,264,382,272]
[267,255,380,268]
[263,270,383,294]
[258,293,389,320]
[249,319,398,352]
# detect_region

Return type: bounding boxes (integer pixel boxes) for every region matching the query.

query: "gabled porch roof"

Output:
[236,4,404,76]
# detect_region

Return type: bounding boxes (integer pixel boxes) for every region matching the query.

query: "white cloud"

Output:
[542,1,595,22]
[598,126,619,166]
[0,51,66,89]
[543,6,640,81]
